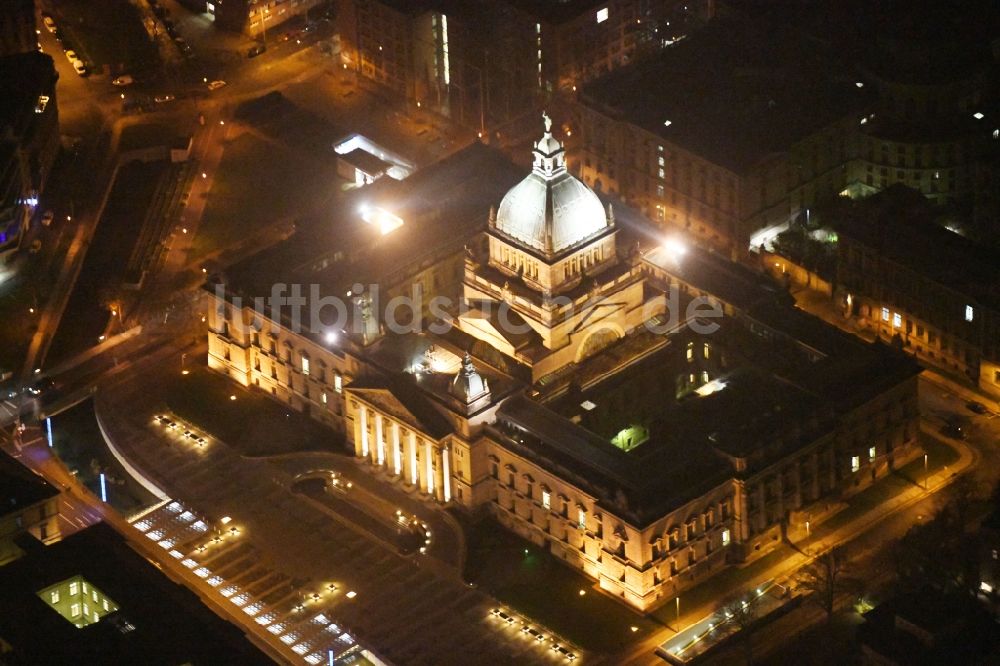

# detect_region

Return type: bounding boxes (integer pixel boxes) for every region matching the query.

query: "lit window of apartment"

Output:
[321,392,328,405]
[703,343,710,359]
[721,529,730,546]
[966,305,975,322]
[301,355,310,375]
[542,489,551,510]
[69,582,79,595]
[596,7,609,23]
[577,508,587,530]
[892,312,902,328]
[70,603,80,618]
[334,375,343,393]
[869,446,876,462]
[881,307,890,322]
[686,342,694,361]
[50,590,60,604]
[851,456,860,473]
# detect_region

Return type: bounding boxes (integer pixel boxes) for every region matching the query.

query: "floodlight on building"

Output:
[346,590,357,599]
[360,205,403,235]
[663,119,672,127]
[662,237,687,261]
[855,82,864,88]
[324,331,338,345]
[974,112,984,120]
[220,516,232,525]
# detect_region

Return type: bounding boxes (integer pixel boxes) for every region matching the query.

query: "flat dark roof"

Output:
[339,147,392,176]
[221,141,523,306]
[580,17,872,172]
[0,522,272,665]
[834,184,1000,311]
[0,450,58,516]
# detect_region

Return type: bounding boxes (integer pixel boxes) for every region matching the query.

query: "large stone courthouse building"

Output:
[206,119,921,610]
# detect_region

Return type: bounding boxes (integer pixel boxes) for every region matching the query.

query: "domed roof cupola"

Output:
[493,113,609,257]
[449,353,491,413]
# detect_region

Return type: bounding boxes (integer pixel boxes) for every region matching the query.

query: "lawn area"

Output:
[160,362,343,457]
[464,519,660,654]
[53,0,158,72]
[814,433,960,536]
[191,133,340,260]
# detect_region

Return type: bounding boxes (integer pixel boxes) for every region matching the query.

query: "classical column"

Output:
[409,431,418,485]
[425,440,435,496]
[374,413,385,466]
[442,445,452,503]
[391,422,402,476]
[359,403,370,458]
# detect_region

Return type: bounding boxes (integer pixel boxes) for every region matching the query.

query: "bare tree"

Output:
[716,592,760,666]
[797,546,853,624]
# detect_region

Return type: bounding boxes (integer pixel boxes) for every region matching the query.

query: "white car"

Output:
[72,60,87,76]
[113,75,134,86]
[207,80,226,91]
[42,16,57,33]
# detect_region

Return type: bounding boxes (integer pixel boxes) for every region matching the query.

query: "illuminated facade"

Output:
[207,127,921,610]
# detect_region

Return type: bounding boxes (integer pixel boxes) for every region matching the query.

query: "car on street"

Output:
[113,75,134,86]
[64,49,78,63]
[42,15,57,33]
[72,60,87,76]
[207,80,227,91]
[153,94,175,104]
[27,378,55,397]
[941,422,966,440]
[967,400,988,415]
[40,210,54,226]
[247,43,266,58]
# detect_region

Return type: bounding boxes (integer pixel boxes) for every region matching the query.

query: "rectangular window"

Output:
[50,590,60,604]
[966,305,974,322]
[578,509,587,530]
[596,7,609,23]
[542,490,551,510]
[301,356,310,375]
[851,456,860,473]
[69,582,79,596]
[721,529,730,546]
[334,375,343,393]
[71,603,80,618]
[881,307,890,322]
[892,312,902,328]
[321,392,328,405]
[869,446,876,462]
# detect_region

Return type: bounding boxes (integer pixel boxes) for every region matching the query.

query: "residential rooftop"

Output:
[0,450,59,516]
[0,522,272,664]
[579,16,872,172]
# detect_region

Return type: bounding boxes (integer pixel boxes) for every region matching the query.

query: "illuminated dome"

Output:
[494,113,609,256]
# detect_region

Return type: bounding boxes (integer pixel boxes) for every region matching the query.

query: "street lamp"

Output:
[923,453,928,490]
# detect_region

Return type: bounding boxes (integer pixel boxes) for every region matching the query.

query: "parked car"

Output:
[247,43,266,58]
[112,75,134,86]
[40,210,54,226]
[207,80,227,91]
[42,15,57,33]
[154,94,175,104]
[967,400,988,415]
[64,49,78,62]
[72,60,87,76]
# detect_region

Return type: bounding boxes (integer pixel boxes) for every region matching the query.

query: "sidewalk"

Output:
[622,424,974,665]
